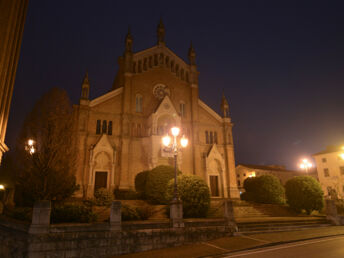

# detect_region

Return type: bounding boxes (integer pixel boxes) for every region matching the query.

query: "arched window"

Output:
[214,132,218,144]
[180,102,185,117]
[108,121,113,135]
[210,131,213,144]
[102,120,107,134]
[149,56,153,68]
[205,131,209,144]
[96,120,101,134]
[136,94,143,113]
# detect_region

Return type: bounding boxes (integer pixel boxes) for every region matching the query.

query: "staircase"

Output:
[237,217,332,234]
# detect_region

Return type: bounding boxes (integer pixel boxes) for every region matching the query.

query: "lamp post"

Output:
[162,127,188,201]
[299,158,312,174]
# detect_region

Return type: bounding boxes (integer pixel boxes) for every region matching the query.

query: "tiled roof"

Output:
[237,164,300,173]
[313,145,344,156]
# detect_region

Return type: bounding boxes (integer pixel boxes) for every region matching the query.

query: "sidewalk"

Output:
[118,226,344,258]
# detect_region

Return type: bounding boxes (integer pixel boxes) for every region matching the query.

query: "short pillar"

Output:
[29,200,51,234]
[326,199,340,225]
[224,199,238,232]
[110,201,121,231]
[170,200,184,228]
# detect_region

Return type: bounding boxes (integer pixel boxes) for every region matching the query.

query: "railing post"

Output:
[110,201,121,231]
[224,199,238,232]
[170,200,184,228]
[29,200,51,234]
[326,199,340,225]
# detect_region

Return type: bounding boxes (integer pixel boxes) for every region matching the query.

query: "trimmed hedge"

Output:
[114,188,138,200]
[134,170,149,199]
[51,204,97,223]
[145,165,181,204]
[94,187,113,206]
[242,175,285,204]
[285,176,324,214]
[165,175,210,218]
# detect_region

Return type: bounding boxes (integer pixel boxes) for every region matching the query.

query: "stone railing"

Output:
[326,199,344,225]
[0,199,237,257]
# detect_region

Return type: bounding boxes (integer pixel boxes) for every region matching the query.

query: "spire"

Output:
[80,72,90,100]
[188,41,196,65]
[125,26,133,53]
[157,18,165,45]
[221,91,230,118]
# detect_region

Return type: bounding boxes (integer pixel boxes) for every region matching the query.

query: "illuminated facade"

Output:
[313,145,344,199]
[0,0,28,162]
[74,21,240,199]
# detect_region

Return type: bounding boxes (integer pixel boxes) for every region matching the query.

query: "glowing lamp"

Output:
[0,184,4,190]
[28,139,34,146]
[171,127,180,137]
[180,136,188,148]
[162,135,171,147]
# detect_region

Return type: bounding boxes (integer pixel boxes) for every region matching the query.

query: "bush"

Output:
[121,204,141,221]
[134,170,149,199]
[4,207,32,222]
[165,175,210,218]
[135,204,155,220]
[114,189,138,200]
[243,175,285,204]
[51,204,97,223]
[145,165,181,204]
[285,176,324,214]
[94,187,113,206]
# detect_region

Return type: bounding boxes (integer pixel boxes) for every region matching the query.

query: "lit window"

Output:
[324,168,330,177]
[136,94,143,113]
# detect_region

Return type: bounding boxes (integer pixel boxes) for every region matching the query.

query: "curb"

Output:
[200,232,344,258]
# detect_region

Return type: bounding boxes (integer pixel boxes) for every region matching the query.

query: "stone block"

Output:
[29,200,51,234]
[170,200,184,228]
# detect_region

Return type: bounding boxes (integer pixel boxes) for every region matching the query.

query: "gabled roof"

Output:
[89,87,123,107]
[236,164,299,173]
[313,145,344,156]
[198,99,223,122]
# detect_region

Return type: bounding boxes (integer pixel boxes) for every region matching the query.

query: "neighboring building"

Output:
[74,21,240,199]
[236,164,315,191]
[313,145,344,199]
[0,0,28,163]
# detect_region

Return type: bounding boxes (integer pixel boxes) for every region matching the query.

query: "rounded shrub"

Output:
[121,204,141,221]
[145,165,181,204]
[94,187,113,206]
[51,204,97,223]
[165,174,211,218]
[242,175,285,204]
[285,176,324,214]
[134,170,149,199]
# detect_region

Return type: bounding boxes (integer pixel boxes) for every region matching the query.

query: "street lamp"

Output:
[339,146,344,160]
[299,158,312,174]
[162,126,188,201]
[25,138,35,155]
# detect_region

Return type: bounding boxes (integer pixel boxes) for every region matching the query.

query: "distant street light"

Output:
[25,138,35,155]
[162,127,188,201]
[339,146,344,160]
[0,184,4,190]
[299,158,312,174]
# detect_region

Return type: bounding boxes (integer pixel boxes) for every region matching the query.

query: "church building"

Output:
[74,21,240,199]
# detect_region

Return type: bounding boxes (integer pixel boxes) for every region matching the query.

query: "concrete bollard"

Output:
[110,201,121,231]
[29,200,51,234]
[223,199,238,232]
[326,199,340,225]
[170,199,184,228]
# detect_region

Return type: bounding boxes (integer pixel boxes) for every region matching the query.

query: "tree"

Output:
[285,176,324,214]
[15,88,78,205]
[242,175,285,204]
[165,175,210,218]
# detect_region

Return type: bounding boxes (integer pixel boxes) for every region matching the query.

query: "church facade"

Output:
[74,21,240,199]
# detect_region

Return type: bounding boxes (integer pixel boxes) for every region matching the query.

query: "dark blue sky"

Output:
[8,0,344,170]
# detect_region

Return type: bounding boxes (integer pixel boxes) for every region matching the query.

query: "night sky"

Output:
[7,0,344,170]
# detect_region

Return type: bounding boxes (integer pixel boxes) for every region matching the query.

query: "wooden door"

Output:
[210,175,219,197]
[94,171,108,194]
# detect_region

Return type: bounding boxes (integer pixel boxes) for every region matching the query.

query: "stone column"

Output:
[326,199,340,225]
[224,199,238,233]
[29,200,51,234]
[170,200,184,228]
[110,201,121,231]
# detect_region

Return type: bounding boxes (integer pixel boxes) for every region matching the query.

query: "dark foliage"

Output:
[51,204,97,223]
[145,165,181,204]
[285,176,324,214]
[165,175,211,218]
[94,187,113,206]
[114,189,138,200]
[134,170,149,199]
[242,175,285,204]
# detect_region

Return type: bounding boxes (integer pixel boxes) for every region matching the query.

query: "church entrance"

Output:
[94,171,108,194]
[209,175,219,197]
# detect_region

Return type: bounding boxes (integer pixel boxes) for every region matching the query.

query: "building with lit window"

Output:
[236,164,314,192]
[74,21,240,199]
[313,145,344,199]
